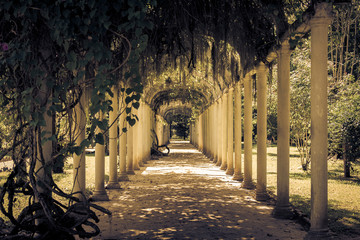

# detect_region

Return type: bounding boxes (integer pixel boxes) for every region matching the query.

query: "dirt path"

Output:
[93,141,307,239]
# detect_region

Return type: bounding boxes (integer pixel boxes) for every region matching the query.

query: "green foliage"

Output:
[289,38,311,170]
[329,76,360,163]
[171,115,190,140]
[0,0,153,238]
[267,65,278,143]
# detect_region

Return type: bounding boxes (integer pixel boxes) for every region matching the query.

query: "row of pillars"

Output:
[155,115,171,146]
[190,5,331,239]
[71,85,154,201]
[190,64,268,198]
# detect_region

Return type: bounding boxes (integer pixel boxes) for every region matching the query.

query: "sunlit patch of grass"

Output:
[261,144,360,236]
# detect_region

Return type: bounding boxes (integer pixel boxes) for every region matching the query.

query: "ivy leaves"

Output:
[0,0,153,149]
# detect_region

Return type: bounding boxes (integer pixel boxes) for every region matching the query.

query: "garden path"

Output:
[92,141,307,239]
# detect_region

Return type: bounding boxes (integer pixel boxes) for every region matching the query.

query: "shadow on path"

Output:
[93,141,307,239]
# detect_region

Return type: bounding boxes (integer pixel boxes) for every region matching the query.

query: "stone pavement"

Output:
[91,141,307,239]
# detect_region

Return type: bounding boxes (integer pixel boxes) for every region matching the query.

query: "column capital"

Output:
[279,40,291,54]
[310,2,332,27]
[256,62,269,75]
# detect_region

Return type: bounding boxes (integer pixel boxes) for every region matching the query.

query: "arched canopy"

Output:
[149,88,209,112]
[140,0,339,121]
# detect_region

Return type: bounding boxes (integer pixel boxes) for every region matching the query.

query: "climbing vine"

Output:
[0,0,153,238]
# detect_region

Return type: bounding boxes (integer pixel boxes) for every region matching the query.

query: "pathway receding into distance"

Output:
[93,141,306,239]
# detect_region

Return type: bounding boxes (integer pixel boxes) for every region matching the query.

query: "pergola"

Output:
[73,2,335,239]
[2,1,349,239]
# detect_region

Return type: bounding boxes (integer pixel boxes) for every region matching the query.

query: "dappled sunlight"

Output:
[170,140,191,144]
[93,142,307,239]
[169,148,202,153]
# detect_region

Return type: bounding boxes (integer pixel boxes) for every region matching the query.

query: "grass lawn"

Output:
[250,144,360,237]
[1,146,360,237]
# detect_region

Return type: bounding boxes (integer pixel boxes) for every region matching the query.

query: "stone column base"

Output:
[118,174,129,181]
[220,164,227,171]
[273,205,294,219]
[242,181,255,189]
[255,191,268,201]
[127,170,135,175]
[91,191,109,201]
[106,182,121,189]
[304,228,331,240]
[225,168,234,175]
[232,174,243,181]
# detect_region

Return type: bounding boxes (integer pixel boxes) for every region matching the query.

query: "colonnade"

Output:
[155,115,171,146]
[191,3,332,239]
[72,85,154,201]
[67,3,331,239]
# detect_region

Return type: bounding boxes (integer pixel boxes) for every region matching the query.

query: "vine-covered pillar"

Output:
[233,82,243,181]
[107,86,120,189]
[190,121,193,144]
[162,123,166,145]
[215,100,221,166]
[202,109,207,153]
[145,105,151,162]
[206,108,210,157]
[220,92,228,171]
[243,73,254,189]
[164,123,170,144]
[141,104,145,165]
[199,113,204,151]
[159,116,164,146]
[35,80,53,199]
[306,3,332,239]
[202,109,208,156]
[92,111,109,201]
[210,103,216,162]
[126,120,135,175]
[137,105,144,167]
[210,104,215,161]
[194,119,197,146]
[72,85,87,200]
[256,62,269,201]
[133,107,141,170]
[207,106,211,158]
[274,40,292,218]
[141,102,150,164]
[118,87,129,181]
[226,88,234,175]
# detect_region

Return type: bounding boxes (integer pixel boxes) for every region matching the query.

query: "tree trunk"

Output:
[343,142,351,178]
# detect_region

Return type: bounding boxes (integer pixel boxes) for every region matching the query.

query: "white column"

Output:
[35,80,53,197]
[92,111,109,201]
[107,86,120,189]
[126,121,135,175]
[199,114,204,151]
[215,100,221,166]
[133,107,141,171]
[118,89,129,181]
[243,74,254,189]
[226,88,234,175]
[274,41,292,217]
[233,82,243,181]
[256,62,268,201]
[210,104,215,161]
[220,92,228,171]
[72,87,86,201]
[307,3,332,239]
